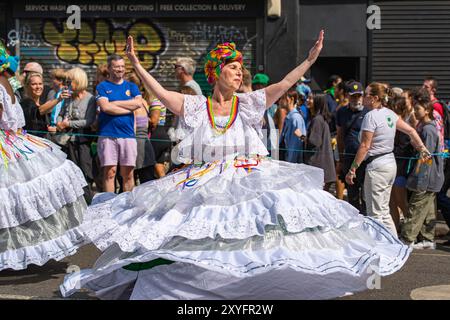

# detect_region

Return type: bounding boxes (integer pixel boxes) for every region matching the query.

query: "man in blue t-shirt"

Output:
[279,93,307,164]
[336,81,369,215]
[96,54,144,193]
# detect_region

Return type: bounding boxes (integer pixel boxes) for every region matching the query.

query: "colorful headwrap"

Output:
[204,42,243,85]
[6,55,19,73]
[0,41,10,73]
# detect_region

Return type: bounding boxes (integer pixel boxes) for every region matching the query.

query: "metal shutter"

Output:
[370,1,450,101]
[15,18,258,96]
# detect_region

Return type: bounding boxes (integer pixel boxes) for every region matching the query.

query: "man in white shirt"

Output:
[174,57,202,95]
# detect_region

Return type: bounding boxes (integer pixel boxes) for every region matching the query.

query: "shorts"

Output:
[393,176,407,188]
[151,126,172,164]
[97,137,137,167]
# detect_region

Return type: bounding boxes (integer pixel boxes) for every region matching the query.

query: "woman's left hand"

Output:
[307,30,324,64]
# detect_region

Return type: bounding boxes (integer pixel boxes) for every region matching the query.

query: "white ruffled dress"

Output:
[60,90,410,300]
[0,84,87,271]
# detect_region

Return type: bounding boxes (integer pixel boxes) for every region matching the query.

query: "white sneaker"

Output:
[411,241,436,250]
[411,242,424,249]
[421,241,436,250]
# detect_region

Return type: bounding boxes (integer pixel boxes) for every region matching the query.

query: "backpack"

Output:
[436,99,450,141]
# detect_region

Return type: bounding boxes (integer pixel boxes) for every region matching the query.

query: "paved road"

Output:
[1,237,449,300]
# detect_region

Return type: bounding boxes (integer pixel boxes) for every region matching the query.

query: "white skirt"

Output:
[0,129,87,271]
[60,157,410,299]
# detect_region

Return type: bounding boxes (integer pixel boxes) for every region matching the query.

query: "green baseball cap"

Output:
[252,73,270,86]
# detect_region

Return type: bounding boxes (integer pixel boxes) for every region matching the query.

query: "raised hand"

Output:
[125,36,140,65]
[307,30,324,64]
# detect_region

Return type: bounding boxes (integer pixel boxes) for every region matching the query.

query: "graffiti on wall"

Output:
[13,18,257,91]
[157,22,257,82]
[7,24,42,47]
[41,19,166,71]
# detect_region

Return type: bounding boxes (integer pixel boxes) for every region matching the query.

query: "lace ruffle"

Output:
[0,226,85,271]
[0,160,87,229]
[81,186,360,253]
[0,196,86,251]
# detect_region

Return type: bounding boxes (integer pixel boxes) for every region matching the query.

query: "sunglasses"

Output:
[173,64,183,69]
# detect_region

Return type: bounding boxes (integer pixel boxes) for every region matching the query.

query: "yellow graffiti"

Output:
[42,19,165,70]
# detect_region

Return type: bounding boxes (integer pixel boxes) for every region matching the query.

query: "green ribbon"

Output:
[122,258,175,271]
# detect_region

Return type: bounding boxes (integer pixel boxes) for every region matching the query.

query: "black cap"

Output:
[347,81,364,95]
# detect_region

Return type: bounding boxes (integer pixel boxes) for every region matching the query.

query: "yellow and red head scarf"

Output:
[204,42,243,85]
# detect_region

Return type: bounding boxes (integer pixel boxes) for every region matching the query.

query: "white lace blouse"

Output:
[176,89,269,163]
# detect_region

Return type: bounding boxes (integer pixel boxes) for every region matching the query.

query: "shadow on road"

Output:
[436,244,450,253]
[51,289,98,300]
[0,260,69,285]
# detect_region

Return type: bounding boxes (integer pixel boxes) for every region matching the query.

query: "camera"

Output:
[63,77,72,88]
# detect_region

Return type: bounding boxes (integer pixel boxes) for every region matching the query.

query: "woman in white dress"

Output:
[61,31,417,299]
[0,45,87,271]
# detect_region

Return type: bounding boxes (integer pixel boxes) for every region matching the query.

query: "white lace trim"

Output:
[82,188,361,253]
[146,218,410,277]
[0,160,87,229]
[0,226,85,271]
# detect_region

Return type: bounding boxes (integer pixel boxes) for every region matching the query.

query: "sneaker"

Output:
[411,242,424,249]
[421,240,436,250]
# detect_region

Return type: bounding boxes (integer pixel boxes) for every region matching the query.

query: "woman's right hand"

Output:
[125,36,140,66]
[345,170,356,185]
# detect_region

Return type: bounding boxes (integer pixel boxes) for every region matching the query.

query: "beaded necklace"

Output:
[206,95,239,136]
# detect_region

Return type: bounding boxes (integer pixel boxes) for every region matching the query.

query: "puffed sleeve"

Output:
[235,89,267,138]
[0,84,24,131]
[181,94,207,129]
